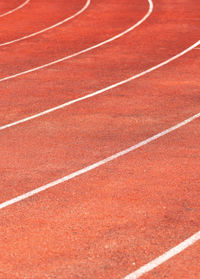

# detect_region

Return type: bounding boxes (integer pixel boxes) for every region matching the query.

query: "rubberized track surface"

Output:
[0,0,199,278]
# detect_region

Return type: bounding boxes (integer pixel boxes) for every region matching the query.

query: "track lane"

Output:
[0,0,85,45]
[0,0,199,278]
[130,239,200,279]
[0,41,199,132]
[0,0,199,201]
[0,0,90,47]
[0,0,199,129]
[0,0,149,78]
[0,0,29,18]
[0,37,199,204]
[1,0,199,82]
[0,116,199,279]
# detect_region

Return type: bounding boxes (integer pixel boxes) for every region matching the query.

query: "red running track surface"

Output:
[0,0,199,278]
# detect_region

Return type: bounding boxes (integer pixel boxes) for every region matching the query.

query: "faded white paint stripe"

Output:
[0,0,30,18]
[0,0,90,47]
[124,231,200,279]
[0,0,153,79]
[0,40,199,131]
[0,112,199,210]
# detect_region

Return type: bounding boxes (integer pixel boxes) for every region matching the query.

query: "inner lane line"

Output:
[0,0,153,81]
[0,0,30,18]
[0,0,90,47]
[0,39,199,131]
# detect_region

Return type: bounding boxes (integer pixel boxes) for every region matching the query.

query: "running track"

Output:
[0,0,199,278]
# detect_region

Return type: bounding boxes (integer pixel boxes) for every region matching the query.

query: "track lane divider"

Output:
[0,0,30,18]
[0,40,199,131]
[0,0,90,47]
[0,0,153,80]
[0,111,199,210]
[124,231,200,279]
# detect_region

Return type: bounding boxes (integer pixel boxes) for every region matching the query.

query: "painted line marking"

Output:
[0,111,199,210]
[0,0,30,18]
[0,0,90,47]
[0,2,198,276]
[0,40,199,132]
[0,0,153,81]
[124,231,200,279]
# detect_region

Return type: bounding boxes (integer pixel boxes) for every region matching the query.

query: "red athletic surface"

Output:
[0,0,199,278]
[0,0,24,15]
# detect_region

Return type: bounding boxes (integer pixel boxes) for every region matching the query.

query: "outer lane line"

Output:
[124,231,200,279]
[0,0,90,47]
[0,112,199,210]
[0,40,199,131]
[0,0,153,80]
[0,0,30,18]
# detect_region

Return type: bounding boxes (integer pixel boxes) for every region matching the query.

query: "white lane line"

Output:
[0,112,200,210]
[0,0,90,47]
[124,231,200,279]
[0,40,199,132]
[0,0,153,80]
[0,0,30,18]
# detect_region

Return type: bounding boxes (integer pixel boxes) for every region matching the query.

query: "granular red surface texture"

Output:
[0,0,199,278]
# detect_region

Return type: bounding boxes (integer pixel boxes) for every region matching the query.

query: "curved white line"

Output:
[124,231,200,279]
[0,0,153,81]
[1,4,199,275]
[0,40,199,132]
[0,0,30,18]
[0,0,90,47]
[0,111,199,209]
